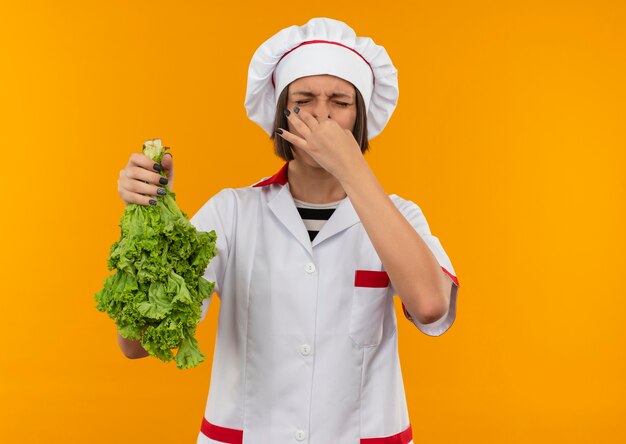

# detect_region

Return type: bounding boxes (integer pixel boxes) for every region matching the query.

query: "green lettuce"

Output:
[95,139,217,369]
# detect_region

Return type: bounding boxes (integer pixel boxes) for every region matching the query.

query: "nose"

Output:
[311,99,331,119]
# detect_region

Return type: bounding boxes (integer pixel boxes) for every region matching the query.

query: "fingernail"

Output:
[283,108,290,117]
[294,106,300,114]
[159,177,168,185]
[149,199,157,206]
[275,128,283,135]
[153,163,162,172]
[157,188,167,196]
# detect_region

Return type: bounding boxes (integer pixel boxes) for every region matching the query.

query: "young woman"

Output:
[116,17,459,444]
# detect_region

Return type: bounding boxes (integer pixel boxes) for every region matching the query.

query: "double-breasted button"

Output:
[295,429,306,441]
[304,263,316,274]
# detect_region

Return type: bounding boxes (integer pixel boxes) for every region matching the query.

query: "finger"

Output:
[125,165,169,186]
[119,171,169,197]
[119,187,160,207]
[128,152,165,173]
[275,128,308,152]
[160,152,175,187]
[286,107,313,137]
[295,106,327,125]
[118,172,163,206]
[161,152,174,172]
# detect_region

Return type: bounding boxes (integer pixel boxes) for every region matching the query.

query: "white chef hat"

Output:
[244,17,399,140]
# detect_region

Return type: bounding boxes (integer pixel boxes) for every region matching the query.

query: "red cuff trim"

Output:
[441,266,459,287]
[361,424,413,444]
[200,418,243,444]
[355,270,390,288]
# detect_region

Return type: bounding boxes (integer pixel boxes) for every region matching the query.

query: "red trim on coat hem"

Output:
[200,418,243,444]
[200,418,411,444]
[355,270,390,288]
[252,162,289,187]
[361,424,413,444]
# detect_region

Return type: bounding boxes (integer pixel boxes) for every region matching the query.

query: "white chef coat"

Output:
[189,162,459,444]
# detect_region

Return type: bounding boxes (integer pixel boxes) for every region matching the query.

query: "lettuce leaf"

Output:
[95,139,217,369]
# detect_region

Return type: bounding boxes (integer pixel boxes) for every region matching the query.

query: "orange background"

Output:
[1,1,625,443]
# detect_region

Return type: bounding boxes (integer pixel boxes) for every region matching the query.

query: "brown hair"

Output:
[269,83,370,161]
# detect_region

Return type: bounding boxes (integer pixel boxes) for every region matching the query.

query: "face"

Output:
[286,74,358,168]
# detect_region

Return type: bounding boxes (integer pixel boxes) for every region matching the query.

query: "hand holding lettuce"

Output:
[95,139,217,369]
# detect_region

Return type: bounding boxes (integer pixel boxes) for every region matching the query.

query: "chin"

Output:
[306,159,324,169]
[292,149,322,169]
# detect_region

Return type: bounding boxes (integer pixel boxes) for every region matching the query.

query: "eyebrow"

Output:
[291,91,354,100]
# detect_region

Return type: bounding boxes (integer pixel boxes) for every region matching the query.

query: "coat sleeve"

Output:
[189,188,236,323]
[388,194,460,337]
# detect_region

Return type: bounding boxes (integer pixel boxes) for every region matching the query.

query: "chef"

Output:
[117,17,460,444]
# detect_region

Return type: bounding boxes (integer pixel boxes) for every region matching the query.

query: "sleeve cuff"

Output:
[401,267,459,337]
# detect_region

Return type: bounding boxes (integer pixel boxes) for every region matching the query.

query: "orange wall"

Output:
[1,1,625,443]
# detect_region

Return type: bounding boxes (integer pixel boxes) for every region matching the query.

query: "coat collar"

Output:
[252,162,289,187]
[254,162,361,256]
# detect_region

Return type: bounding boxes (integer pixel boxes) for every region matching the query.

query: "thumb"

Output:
[161,152,173,171]
[161,152,175,188]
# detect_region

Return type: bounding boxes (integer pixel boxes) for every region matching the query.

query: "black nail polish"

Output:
[149,199,157,206]
[153,163,162,172]
[275,128,283,135]
[157,188,167,196]
[283,108,290,117]
[159,177,168,185]
[294,106,300,114]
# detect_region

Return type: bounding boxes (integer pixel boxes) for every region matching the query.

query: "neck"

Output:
[287,159,347,204]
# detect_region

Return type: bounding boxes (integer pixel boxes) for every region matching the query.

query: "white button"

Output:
[300,344,311,356]
[304,263,316,274]
[295,429,306,441]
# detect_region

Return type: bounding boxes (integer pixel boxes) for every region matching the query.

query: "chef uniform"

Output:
[190,18,460,444]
